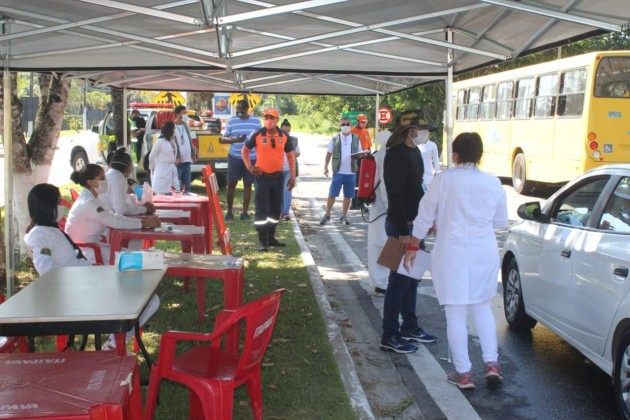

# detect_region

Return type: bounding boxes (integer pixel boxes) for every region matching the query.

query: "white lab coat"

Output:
[149,136,179,194]
[24,226,91,275]
[65,189,142,264]
[367,130,390,290]
[412,163,508,305]
[418,140,440,186]
[100,168,147,216]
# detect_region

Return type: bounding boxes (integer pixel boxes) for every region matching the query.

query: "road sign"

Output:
[342,111,362,126]
[378,107,393,125]
[153,91,185,107]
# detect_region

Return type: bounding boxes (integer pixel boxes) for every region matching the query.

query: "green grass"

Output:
[10,180,356,420]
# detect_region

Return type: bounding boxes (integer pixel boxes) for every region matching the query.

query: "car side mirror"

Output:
[91,125,99,133]
[517,202,545,222]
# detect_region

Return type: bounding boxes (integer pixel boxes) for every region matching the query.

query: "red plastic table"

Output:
[153,195,212,253]
[164,252,244,322]
[108,225,206,265]
[0,352,142,419]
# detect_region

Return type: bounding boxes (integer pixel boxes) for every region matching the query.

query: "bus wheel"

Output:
[512,153,534,194]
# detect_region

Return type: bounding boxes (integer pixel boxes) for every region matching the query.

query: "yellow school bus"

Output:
[450,51,630,193]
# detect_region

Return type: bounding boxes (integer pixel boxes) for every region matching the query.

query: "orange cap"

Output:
[263,108,279,119]
[357,113,368,122]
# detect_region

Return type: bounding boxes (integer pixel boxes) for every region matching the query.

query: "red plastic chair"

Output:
[144,289,285,420]
[202,164,232,255]
[0,294,28,353]
[69,188,80,203]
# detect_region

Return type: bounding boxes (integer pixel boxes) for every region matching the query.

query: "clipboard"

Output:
[376,236,405,271]
[350,150,369,157]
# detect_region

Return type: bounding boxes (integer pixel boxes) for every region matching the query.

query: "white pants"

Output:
[444,299,498,374]
[109,293,160,344]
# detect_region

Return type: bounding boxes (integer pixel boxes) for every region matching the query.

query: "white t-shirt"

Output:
[327,133,354,175]
[174,123,193,163]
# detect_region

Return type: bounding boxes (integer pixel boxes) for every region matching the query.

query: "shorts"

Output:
[328,173,356,198]
[227,154,256,185]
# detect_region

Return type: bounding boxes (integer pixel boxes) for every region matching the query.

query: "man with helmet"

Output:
[350,113,373,210]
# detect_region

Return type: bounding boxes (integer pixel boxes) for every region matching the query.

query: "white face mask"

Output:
[56,205,66,222]
[181,114,190,122]
[341,126,351,135]
[412,130,430,145]
[96,180,108,194]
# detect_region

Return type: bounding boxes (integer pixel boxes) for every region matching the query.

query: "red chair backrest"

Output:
[57,198,73,231]
[69,188,79,203]
[202,165,232,255]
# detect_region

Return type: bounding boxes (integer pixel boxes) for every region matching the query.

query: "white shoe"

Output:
[102,337,116,351]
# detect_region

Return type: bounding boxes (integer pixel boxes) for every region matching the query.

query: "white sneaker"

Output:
[102,337,116,351]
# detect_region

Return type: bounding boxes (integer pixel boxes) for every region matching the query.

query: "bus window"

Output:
[480,84,497,120]
[496,81,514,120]
[534,73,559,118]
[515,77,535,119]
[594,56,630,98]
[557,68,586,117]
[466,87,481,120]
[456,90,467,121]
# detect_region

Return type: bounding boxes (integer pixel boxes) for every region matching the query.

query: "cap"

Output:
[395,110,437,132]
[357,113,368,122]
[263,108,279,119]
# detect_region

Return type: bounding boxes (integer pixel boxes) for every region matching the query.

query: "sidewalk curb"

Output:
[289,207,375,419]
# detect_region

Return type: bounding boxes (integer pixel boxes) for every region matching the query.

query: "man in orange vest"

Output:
[242,109,297,251]
[350,113,372,210]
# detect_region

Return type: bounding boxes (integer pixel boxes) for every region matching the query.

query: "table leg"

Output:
[27,336,35,353]
[134,323,152,370]
[182,241,192,293]
[195,277,205,323]
[224,268,244,352]
[125,362,144,420]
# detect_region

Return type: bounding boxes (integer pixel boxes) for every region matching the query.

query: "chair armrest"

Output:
[75,242,104,265]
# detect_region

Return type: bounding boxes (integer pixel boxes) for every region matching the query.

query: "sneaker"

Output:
[102,337,116,351]
[320,214,331,225]
[447,371,475,390]
[339,216,350,225]
[484,362,503,382]
[240,213,252,221]
[374,287,387,295]
[225,212,234,221]
[283,213,291,221]
[380,336,418,354]
[257,242,269,251]
[400,327,437,343]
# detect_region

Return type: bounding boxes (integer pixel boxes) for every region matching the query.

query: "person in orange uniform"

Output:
[350,113,372,210]
[242,109,297,251]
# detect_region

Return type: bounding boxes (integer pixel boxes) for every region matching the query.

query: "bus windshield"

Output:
[594,56,630,98]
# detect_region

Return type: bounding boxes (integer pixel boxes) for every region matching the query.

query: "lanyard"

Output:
[176,124,186,145]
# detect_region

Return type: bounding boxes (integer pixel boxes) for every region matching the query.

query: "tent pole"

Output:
[445,28,454,169]
[374,92,379,135]
[3,20,15,297]
[123,85,128,149]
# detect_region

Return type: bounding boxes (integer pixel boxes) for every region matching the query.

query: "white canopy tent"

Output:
[2,0,629,293]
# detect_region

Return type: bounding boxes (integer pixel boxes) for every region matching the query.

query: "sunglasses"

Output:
[264,115,276,120]
[340,123,351,126]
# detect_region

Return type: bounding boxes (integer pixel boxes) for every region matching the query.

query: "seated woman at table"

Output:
[100,147,156,216]
[65,163,160,264]
[149,121,181,195]
[25,183,160,351]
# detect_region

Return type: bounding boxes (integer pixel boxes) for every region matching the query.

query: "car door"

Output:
[529,176,610,333]
[569,175,630,356]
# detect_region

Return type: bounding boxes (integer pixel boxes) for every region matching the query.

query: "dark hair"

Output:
[281,119,291,128]
[107,147,133,173]
[237,99,249,109]
[386,126,413,149]
[27,183,60,229]
[174,105,186,115]
[70,163,103,187]
[452,132,483,165]
[161,121,175,139]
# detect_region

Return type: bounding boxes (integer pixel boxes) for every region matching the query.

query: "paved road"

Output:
[291,132,618,419]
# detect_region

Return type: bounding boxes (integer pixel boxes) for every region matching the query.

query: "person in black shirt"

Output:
[380,110,438,354]
[129,110,146,163]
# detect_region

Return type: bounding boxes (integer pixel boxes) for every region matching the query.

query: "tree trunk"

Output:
[29,73,72,184]
[112,88,125,149]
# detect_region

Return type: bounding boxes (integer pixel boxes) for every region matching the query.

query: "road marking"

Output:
[308,197,481,420]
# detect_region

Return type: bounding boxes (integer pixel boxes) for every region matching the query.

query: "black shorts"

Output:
[227,154,256,185]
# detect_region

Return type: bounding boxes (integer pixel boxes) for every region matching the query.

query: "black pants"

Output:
[254,172,284,232]
[135,134,144,163]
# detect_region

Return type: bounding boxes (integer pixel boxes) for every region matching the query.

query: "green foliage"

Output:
[86,90,111,110]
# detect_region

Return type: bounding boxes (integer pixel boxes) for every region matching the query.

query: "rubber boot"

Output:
[268,226,286,247]
[257,229,269,251]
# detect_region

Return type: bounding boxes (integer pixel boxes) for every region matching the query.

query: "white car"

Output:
[501,164,630,418]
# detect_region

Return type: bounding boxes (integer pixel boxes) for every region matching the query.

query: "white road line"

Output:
[309,197,481,420]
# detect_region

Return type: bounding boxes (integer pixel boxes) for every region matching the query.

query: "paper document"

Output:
[397,250,431,280]
[350,150,369,156]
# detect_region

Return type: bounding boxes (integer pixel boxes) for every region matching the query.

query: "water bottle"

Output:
[141,182,153,204]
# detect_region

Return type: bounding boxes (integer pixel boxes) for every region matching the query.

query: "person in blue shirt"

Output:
[220,100,261,221]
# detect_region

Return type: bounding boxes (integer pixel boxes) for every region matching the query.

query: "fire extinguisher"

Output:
[357,155,377,204]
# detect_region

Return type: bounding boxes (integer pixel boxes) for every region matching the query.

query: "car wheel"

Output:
[502,258,537,330]
[512,153,534,195]
[71,150,88,172]
[615,330,630,419]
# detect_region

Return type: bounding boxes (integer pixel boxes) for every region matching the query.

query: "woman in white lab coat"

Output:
[65,164,160,264]
[149,121,180,195]
[403,132,508,390]
[100,147,155,216]
[25,182,160,352]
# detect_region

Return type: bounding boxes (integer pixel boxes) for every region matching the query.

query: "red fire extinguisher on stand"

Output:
[357,155,377,205]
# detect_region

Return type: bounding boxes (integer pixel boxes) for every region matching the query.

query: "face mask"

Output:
[181,114,189,122]
[96,180,108,194]
[413,131,430,145]
[341,126,351,135]
[264,119,277,130]
[236,111,245,118]
[56,205,66,222]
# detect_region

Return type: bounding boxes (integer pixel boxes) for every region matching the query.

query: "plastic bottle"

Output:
[141,182,153,204]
